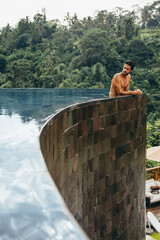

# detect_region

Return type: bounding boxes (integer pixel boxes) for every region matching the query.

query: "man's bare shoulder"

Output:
[112,73,121,82]
[114,73,121,77]
[128,74,131,80]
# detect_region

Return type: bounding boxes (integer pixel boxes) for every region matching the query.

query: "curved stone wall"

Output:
[40,94,146,240]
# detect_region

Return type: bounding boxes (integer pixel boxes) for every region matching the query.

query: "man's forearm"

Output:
[119,90,134,95]
[120,90,141,95]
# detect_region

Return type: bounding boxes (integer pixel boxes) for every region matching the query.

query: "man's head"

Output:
[124,60,135,71]
[122,60,135,76]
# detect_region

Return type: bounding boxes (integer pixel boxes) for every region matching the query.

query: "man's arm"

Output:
[128,89,142,95]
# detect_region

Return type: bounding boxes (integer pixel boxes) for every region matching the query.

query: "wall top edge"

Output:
[39,93,146,132]
[57,93,146,112]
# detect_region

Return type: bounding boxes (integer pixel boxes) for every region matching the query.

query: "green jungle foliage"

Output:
[0,1,159,162]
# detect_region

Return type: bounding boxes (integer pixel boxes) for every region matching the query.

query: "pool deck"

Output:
[146,202,160,221]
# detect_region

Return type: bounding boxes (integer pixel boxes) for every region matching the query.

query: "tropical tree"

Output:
[0,54,6,73]
[78,28,109,67]
[147,119,160,148]
[6,59,33,87]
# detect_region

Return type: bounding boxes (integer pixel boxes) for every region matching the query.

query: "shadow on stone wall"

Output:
[40,94,147,240]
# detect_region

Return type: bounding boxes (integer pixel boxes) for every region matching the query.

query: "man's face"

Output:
[122,64,132,76]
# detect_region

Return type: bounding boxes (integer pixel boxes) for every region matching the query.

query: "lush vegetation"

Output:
[146,119,160,168]
[0,1,159,165]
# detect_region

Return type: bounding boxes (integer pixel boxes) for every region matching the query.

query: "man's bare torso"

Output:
[109,73,131,96]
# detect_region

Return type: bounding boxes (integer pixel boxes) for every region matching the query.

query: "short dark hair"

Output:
[124,60,135,71]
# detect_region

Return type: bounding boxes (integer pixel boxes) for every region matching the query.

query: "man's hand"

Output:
[134,89,142,95]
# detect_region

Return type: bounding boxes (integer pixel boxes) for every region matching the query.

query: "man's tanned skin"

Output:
[109,60,142,97]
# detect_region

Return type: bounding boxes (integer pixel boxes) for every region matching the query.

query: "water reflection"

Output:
[0,114,39,146]
[0,88,108,125]
[0,88,108,240]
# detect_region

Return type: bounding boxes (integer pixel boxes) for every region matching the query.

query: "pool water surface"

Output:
[0,88,108,240]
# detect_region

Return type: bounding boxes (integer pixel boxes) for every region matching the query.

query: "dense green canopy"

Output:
[0,1,159,159]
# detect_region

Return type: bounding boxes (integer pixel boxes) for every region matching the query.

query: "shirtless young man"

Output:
[109,60,142,97]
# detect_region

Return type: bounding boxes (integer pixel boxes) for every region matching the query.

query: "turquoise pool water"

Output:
[0,88,108,240]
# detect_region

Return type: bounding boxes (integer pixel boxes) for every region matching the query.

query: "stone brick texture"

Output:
[40,94,147,240]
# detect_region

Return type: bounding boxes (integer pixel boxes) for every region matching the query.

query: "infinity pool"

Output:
[0,89,108,240]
